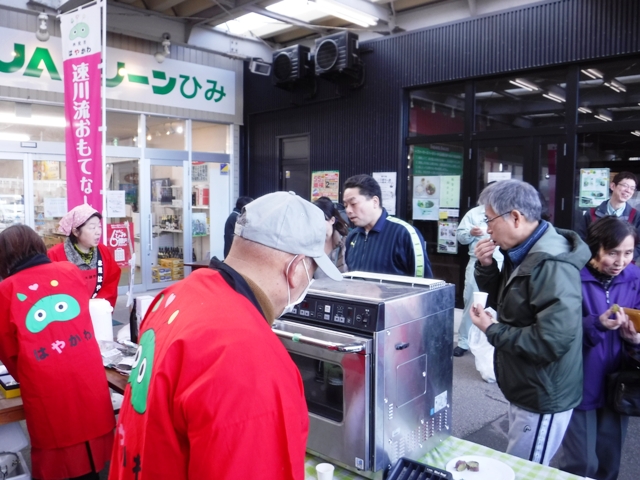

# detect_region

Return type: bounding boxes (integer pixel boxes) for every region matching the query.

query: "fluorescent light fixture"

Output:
[0,132,29,141]
[578,107,592,114]
[509,78,539,91]
[594,109,613,122]
[604,78,627,93]
[313,0,378,27]
[542,85,566,103]
[0,113,66,127]
[631,131,640,137]
[581,68,604,79]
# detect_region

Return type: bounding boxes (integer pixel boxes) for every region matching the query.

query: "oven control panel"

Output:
[286,297,380,333]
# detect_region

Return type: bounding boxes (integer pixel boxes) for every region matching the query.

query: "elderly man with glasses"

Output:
[470,179,590,466]
[576,171,640,260]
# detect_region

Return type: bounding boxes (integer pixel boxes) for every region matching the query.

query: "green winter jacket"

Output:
[475,227,590,414]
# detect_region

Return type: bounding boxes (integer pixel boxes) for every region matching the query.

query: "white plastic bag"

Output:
[468,324,496,383]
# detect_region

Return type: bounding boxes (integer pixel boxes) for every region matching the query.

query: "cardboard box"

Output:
[171,267,184,280]
[152,266,172,282]
[0,374,20,399]
[159,258,184,268]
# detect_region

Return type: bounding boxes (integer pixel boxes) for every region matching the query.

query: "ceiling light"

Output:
[155,33,171,63]
[543,93,564,103]
[578,107,592,114]
[313,0,378,27]
[594,109,613,122]
[581,68,603,79]
[604,78,627,93]
[11,51,17,58]
[146,134,152,141]
[118,67,127,77]
[542,85,566,103]
[632,131,640,137]
[35,12,49,42]
[0,113,65,127]
[509,78,539,91]
[166,130,171,135]
[176,125,184,134]
[0,132,30,141]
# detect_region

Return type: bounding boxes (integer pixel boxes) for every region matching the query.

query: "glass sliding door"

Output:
[0,156,25,233]
[147,160,185,289]
[106,157,141,289]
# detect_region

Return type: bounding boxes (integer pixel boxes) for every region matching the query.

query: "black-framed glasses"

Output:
[484,211,512,224]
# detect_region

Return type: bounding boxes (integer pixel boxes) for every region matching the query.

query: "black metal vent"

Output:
[315,39,338,72]
[271,45,313,89]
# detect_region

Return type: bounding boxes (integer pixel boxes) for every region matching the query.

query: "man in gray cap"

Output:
[110,192,342,480]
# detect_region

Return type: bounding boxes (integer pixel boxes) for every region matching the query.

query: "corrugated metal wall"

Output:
[244,0,640,199]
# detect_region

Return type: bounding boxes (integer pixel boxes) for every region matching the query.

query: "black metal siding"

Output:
[244,0,640,199]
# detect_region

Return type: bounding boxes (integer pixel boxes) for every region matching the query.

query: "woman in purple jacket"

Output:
[559,216,640,479]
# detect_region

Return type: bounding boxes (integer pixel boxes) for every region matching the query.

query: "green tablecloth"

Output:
[304,436,585,479]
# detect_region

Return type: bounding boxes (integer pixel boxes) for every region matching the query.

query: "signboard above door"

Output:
[0,26,236,116]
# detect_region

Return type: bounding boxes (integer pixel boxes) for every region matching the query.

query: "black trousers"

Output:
[558,406,629,480]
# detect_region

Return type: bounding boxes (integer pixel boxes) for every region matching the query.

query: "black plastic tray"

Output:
[386,457,453,480]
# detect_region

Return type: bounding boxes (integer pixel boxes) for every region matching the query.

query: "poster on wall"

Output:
[106,222,134,267]
[487,171,512,183]
[437,221,458,254]
[579,168,610,208]
[412,145,462,220]
[311,171,340,201]
[372,172,396,215]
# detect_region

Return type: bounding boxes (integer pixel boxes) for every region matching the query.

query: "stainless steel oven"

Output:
[274,272,455,479]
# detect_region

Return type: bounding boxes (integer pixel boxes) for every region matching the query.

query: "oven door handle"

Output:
[272,329,366,354]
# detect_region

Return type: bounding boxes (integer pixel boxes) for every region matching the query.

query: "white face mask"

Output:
[280,255,314,317]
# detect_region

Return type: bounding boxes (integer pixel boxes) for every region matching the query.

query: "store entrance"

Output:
[473,136,564,224]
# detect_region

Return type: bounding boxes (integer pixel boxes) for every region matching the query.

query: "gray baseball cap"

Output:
[234,191,343,281]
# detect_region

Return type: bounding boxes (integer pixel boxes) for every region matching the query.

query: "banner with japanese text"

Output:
[61,4,103,211]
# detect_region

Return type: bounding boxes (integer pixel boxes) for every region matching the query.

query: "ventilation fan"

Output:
[314,32,363,84]
[271,45,313,89]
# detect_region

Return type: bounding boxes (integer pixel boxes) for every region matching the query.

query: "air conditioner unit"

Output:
[271,45,313,89]
[314,32,363,84]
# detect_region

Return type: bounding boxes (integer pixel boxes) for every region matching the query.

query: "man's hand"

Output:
[599,306,627,330]
[470,226,485,237]
[470,303,495,333]
[474,238,497,266]
[620,318,640,344]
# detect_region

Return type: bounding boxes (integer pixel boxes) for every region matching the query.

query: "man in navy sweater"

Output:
[343,174,432,278]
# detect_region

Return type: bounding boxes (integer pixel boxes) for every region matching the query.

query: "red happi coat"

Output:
[109,268,309,480]
[48,242,121,308]
[0,261,115,452]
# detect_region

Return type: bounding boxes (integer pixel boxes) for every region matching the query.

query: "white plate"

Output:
[445,455,515,480]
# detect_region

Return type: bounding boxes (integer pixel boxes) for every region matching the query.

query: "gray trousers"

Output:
[558,406,629,480]
[506,404,573,466]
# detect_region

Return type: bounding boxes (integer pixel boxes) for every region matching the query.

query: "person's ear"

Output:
[329,216,336,226]
[373,196,380,209]
[610,181,617,192]
[285,255,307,288]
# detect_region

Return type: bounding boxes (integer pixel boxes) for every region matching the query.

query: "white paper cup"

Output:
[316,463,335,480]
[473,291,488,309]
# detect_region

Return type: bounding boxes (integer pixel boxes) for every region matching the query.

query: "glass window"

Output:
[578,58,640,124]
[0,101,65,142]
[0,159,24,233]
[106,158,141,287]
[33,157,67,236]
[475,70,568,131]
[409,83,466,136]
[573,131,640,230]
[477,143,525,191]
[146,115,186,150]
[107,111,140,147]
[192,121,230,153]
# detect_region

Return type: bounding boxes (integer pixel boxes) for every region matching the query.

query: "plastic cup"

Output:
[473,291,488,309]
[316,463,335,480]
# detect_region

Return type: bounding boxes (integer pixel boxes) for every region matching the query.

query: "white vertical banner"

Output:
[60,2,103,212]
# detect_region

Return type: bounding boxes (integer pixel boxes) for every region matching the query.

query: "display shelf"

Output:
[193,206,209,209]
